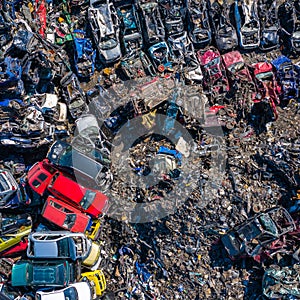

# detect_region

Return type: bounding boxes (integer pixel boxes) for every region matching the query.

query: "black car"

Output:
[221,207,295,259]
[47,140,111,190]
[186,0,212,49]
[209,0,238,52]
[138,1,165,46]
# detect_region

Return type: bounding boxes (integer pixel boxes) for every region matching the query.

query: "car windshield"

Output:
[228,61,245,74]
[58,148,73,167]
[37,173,48,182]
[63,214,76,229]
[69,99,85,109]
[80,190,96,210]
[237,222,261,241]
[64,286,79,300]
[256,71,273,81]
[57,238,70,256]
[99,35,117,50]
[57,264,66,285]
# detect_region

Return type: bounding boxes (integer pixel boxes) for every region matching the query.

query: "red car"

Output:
[41,196,91,233]
[222,51,253,83]
[27,160,56,196]
[28,159,108,218]
[198,47,229,104]
[252,62,281,121]
[1,240,28,257]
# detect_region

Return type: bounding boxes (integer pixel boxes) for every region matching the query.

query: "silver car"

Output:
[27,231,102,271]
[88,0,121,63]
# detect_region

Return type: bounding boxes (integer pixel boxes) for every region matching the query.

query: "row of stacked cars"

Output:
[83,0,300,82]
[7,0,300,82]
[0,116,111,299]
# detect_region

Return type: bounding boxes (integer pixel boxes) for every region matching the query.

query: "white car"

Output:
[35,282,96,300]
[88,0,121,63]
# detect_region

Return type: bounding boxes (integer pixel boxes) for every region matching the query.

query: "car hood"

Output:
[83,242,101,270]
[12,263,30,286]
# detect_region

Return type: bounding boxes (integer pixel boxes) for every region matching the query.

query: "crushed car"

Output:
[271,55,300,104]
[186,0,211,49]
[73,29,96,78]
[60,72,88,119]
[41,196,91,233]
[0,169,30,209]
[27,159,109,218]
[88,0,121,64]
[262,264,300,299]
[35,281,99,300]
[0,220,31,254]
[0,213,31,235]
[27,231,102,271]
[138,1,165,46]
[252,61,281,122]
[234,0,260,49]
[258,0,280,50]
[148,41,173,73]
[221,206,296,260]
[120,50,156,79]
[116,1,143,55]
[209,0,238,52]
[198,46,229,104]
[81,270,107,297]
[47,140,111,190]
[11,259,78,287]
[278,0,300,53]
[159,0,185,37]
[167,31,203,83]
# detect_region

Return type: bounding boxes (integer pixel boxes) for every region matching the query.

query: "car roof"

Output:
[34,241,58,258]
[48,141,103,182]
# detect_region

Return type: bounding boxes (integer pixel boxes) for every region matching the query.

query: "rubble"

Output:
[0,0,299,300]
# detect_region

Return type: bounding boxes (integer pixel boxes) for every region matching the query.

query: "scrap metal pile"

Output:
[0,0,300,299]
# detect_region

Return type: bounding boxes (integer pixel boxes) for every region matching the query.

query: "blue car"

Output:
[272,55,300,103]
[73,30,96,78]
[117,2,143,55]
[148,42,173,73]
[0,57,24,98]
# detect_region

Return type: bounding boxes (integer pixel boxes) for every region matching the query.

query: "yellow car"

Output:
[81,270,106,297]
[86,219,101,241]
[0,225,32,253]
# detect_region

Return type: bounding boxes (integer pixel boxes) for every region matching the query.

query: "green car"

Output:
[11,260,77,287]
